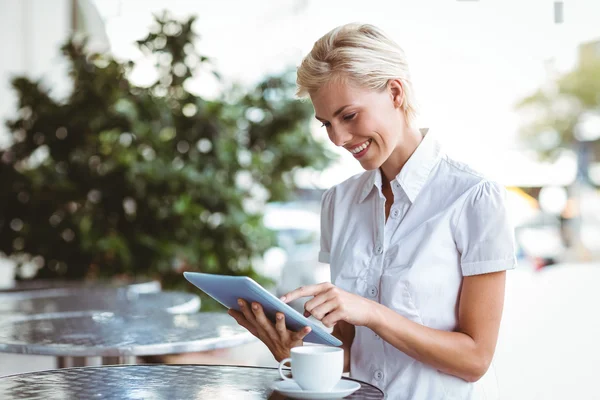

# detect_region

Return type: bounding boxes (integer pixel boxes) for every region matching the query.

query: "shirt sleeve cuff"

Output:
[318,251,330,264]
[461,257,517,276]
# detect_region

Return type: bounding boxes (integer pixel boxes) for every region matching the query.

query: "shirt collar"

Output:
[358,128,442,204]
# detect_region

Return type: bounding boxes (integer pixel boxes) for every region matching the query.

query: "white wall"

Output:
[0,0,71,148]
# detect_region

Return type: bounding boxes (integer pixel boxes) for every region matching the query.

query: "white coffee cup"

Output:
[278,346,344,391]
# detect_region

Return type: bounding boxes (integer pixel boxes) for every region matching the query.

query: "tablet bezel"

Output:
[183,272,342,347]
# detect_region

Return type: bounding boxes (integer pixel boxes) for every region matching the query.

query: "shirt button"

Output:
[375,244,383,255]
[393,181,400,189]
[374,370,384,381]
[368,285,378,298]
[391,208,400,218]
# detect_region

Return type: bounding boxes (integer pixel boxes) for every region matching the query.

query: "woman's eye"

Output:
[343,113,356,121]
[321,122,330,128]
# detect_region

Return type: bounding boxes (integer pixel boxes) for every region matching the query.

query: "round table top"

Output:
[0,365,385,399]
[0,290,200,318]
[0,279,161,298]
[0,312,255,357]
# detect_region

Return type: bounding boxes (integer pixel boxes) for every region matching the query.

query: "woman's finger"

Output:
[292,326,312,342]
[237,300,274,343]
[304,289,337,317]
[307,299,338,321]
[321,309,345,328]
[228,309,259,337]
[237,299,258,328]
[275,312,289,341]
[280,282,333,303]
[251,302,279,342]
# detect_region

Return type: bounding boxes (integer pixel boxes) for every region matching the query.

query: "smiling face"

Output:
[311,78,409,172]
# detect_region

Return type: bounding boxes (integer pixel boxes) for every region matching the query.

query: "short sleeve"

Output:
[318,188,335,264]
[454,181,517,276]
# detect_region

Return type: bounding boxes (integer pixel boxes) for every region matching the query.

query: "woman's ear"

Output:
[388,79,404,109]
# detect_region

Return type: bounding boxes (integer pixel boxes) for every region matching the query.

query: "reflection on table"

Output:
[0,365,385,399]
[0,290,200,319]
[0,312,255,367]
[0,279,161,296]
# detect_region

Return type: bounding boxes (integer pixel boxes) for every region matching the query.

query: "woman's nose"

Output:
[328,126,352,147]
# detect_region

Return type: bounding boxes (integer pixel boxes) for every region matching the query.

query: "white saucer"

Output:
[271,379,361,399]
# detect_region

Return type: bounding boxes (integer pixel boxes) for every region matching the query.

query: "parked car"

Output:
[515,212,565,270]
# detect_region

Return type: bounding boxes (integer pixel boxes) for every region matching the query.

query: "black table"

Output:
[0,365,385,399]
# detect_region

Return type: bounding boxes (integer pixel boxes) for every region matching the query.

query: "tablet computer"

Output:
[183,272,342,347]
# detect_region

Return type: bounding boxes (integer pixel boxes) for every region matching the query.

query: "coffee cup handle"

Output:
[278,357,293,381]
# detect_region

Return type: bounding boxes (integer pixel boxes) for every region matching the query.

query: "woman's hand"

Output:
[228,299,312,362]
[281,283,376,328]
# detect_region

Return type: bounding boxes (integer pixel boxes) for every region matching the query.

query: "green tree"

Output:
[0,13,335,292]
[515,55,600,186]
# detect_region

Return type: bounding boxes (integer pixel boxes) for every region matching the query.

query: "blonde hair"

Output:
[297,23,419,126]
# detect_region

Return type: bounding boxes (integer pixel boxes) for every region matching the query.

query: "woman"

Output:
[229,23,516,399]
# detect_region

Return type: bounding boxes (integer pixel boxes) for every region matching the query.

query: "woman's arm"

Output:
[283,270,506,382]
[331,320,355,373]
[368,271,506,382]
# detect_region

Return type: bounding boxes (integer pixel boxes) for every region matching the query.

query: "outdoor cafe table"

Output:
[0,312,255,368]
[0,365,385,399]
[0,279,161,295]
[0,290,201,319]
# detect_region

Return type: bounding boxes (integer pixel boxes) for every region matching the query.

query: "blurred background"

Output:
[0,0,599,399]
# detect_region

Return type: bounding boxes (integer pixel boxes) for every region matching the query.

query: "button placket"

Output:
[374,369,384,381]
[368,285,378,298]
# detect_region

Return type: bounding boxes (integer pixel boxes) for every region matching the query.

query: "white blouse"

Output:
[319,131,516,399]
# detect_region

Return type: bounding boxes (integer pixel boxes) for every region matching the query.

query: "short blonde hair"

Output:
[297,23,419,126]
